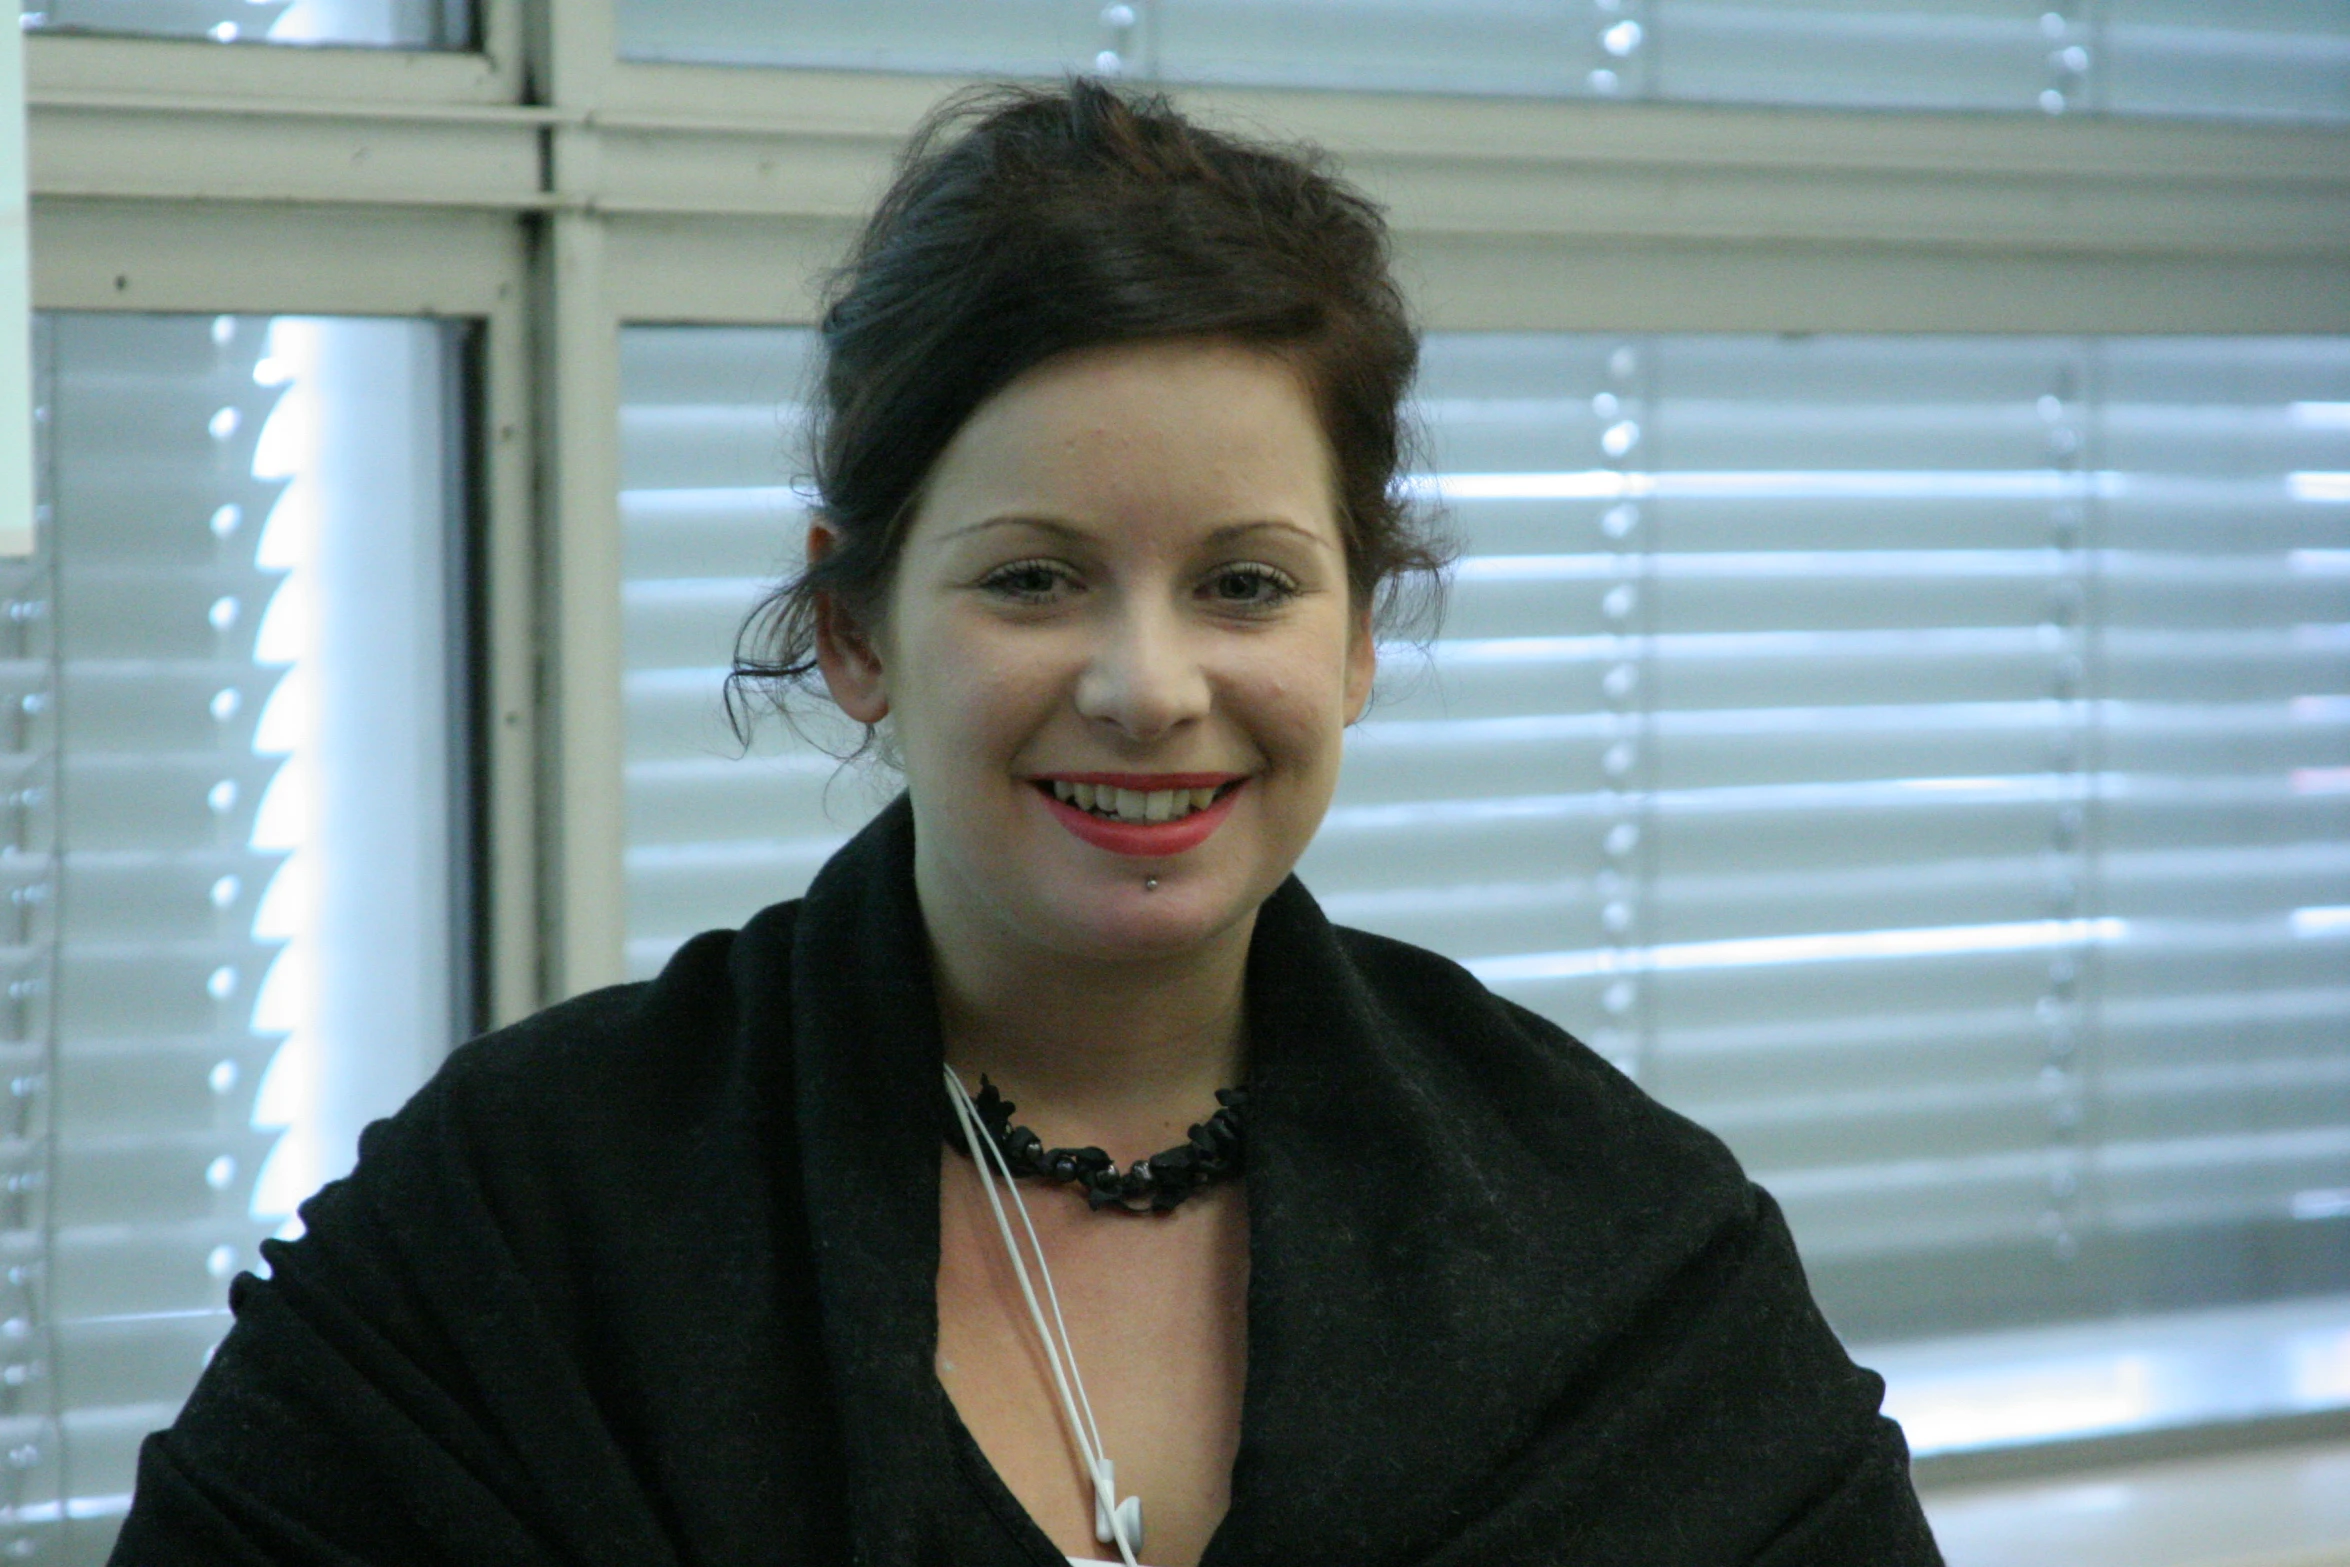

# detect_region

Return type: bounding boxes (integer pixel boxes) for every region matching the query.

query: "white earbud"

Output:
[1094,1461,1145,1552]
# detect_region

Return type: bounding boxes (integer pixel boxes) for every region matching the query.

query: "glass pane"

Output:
[2106,0,2350,123]
[617,327,882,982]
[1146,0,1586,97]
[8,311,470,1564]
[22,0,470,49]
[612,0,1099,76]
[619,323,2350,1460]
[615,0,2350,124]
[1650,2,2057,113]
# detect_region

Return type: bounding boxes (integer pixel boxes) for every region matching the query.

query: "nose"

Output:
[1073,599,1211,744]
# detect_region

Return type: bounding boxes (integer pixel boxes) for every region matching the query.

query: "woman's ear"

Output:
[808,522,891,724]
[1343,600,1377,726]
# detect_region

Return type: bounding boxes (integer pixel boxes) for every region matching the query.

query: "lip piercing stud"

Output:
[1144,877,1160,892]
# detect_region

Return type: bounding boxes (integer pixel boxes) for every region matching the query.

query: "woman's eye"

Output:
[979,561,1071,601]
[1204,565,1299,609]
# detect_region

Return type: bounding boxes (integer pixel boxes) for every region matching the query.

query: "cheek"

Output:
[886,628,985,777]
[895,621,1065,772]
[1238,651,1354,776]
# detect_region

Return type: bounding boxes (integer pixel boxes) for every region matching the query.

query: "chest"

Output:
[935,1163,1249,1567]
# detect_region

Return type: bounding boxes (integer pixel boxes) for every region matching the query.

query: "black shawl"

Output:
[114,797,1941,1565]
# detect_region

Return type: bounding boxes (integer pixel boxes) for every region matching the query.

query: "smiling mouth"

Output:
[1036,778,1243,824]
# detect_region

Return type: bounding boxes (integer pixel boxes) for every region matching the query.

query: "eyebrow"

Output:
[937,514,1334,550]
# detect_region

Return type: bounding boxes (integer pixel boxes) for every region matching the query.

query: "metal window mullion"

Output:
[531,210,626,1000]
[477,272,543,1028]
[525,0,628,1000]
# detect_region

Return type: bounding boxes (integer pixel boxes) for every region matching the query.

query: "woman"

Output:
[114,82,1941,1566]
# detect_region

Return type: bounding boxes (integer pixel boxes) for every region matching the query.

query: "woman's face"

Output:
[818,337,1374,964]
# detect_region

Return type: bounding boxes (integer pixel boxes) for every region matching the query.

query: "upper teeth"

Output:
[1049,780,1223,822]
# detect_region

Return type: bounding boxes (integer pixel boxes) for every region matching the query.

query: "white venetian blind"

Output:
[619,325,2349,1372]
[20,0,469,48]
[6,313,464,1567]
[619,328,879,983]
[1330,333,2350,1348]
[615,0,2349,124]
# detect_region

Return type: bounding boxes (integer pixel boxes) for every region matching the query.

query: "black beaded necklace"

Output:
[947,1075,1247,1214]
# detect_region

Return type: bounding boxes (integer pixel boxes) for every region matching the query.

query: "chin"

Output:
[1015,845,1269,965]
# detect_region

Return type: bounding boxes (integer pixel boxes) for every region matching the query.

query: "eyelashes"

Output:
[1202,563,1301,610]
[974,559,1305,611]
[976,558,1072,602]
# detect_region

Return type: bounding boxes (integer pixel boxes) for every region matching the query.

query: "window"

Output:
[618,324,2350,1458]
[22,0,469,49]
[614,0,2350,123]
[619,328,853,982]
[9,312,469,1559]
[1379,333,2350,1454]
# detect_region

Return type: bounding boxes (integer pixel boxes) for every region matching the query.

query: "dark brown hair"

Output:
[729,77,1450,739]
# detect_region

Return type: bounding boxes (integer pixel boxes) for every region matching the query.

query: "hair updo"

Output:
[729,77,1450,735]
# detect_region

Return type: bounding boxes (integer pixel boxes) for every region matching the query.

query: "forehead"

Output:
[908,338,1339,551]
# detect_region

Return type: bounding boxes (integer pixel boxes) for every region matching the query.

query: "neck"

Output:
[918,875,1251,1164]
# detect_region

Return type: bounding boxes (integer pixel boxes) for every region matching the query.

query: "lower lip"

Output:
[1036,782,1244,859]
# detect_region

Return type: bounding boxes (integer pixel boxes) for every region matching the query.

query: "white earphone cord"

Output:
[945,1067,1144,1567]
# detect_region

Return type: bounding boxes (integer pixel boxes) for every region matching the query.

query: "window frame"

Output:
[22,0,2350,1481]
